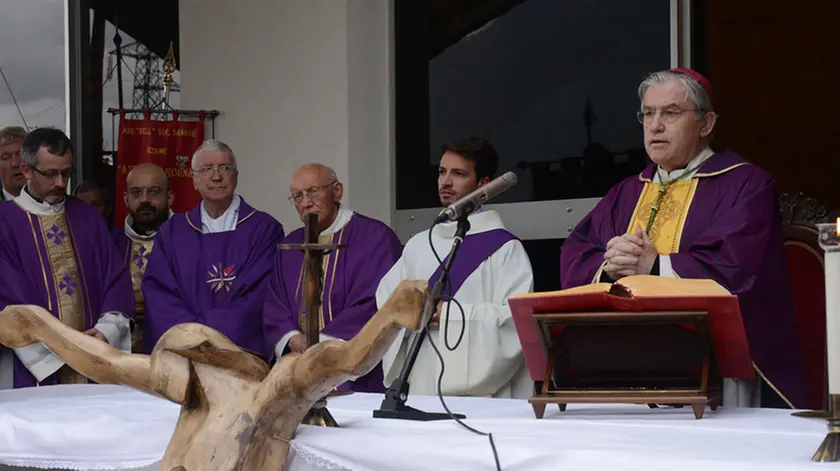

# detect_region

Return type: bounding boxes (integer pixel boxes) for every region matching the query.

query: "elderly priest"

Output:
[263,163,402,392]
[142,140,285,358]
[560,68,805,409]
[0,128,134,388]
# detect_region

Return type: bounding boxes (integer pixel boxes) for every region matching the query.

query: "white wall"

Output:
[178,0,394,232]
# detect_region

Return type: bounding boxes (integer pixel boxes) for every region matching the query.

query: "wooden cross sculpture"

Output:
[277,212,346,427]
[0,283,428,471]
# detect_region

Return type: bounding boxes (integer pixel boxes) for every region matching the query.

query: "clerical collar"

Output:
[15,184,65,215]
[321,207,354,235]
[200,194,241,234]
[654,147,714,183]
[124,210,174,241]
[2,186,15,202]
[433,209,506,239]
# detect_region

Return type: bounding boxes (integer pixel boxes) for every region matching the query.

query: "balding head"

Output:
[127,162,169,190]
[124,162,173,234]
[289,163,342,232]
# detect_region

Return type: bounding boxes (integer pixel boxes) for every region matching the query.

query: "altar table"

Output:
[0,384,829,470]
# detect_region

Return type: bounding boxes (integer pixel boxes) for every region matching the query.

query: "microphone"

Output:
[434,171,518,224]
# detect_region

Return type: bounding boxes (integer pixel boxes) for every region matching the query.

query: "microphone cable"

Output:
[425,223,502,471]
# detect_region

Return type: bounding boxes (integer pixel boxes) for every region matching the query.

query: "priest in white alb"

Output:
[376,136,534,398]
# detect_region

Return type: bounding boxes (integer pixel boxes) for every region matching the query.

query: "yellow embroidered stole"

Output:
[35,213,88,384]
[128,239,155,353]
[627,179,699,255]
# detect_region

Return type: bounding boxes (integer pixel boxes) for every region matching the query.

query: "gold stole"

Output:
[627,179,699,255]
[129,239,155,353]
[35,213,88,384]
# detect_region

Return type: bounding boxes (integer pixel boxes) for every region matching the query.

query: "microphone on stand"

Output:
[433,171,518,224]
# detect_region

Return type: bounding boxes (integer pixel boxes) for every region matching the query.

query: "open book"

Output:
[512,274,732,300]
[508,275,754,381]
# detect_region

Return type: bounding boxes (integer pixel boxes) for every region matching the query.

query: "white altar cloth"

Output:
[0,384,830,471]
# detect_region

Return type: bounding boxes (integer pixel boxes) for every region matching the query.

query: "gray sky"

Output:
[0,0,180,150]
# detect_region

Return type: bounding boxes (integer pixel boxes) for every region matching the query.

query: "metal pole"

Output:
[113,13,124,110]
[67,0,90,184]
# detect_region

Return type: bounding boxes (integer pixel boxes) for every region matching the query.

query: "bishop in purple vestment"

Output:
[0,128,134,389]
[263,164,402,392]
[560,68,805,408]
[141,140,285,358]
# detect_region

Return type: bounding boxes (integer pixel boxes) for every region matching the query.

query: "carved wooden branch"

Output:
[0,279,428,471]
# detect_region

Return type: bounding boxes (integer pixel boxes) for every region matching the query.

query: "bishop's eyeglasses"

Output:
[636,107,700,124]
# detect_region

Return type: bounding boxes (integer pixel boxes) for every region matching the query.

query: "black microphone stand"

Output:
[373,214,470,421]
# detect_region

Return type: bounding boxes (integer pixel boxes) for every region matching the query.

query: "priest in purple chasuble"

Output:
[142,140,285,358]
[0,128,134,389]
[560,68,806,409]
[112,163,173,353]
[263,164,402,392]
[376,137,535,398]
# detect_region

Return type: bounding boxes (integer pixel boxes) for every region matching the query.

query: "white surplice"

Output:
[376,209,534,398]
[0,186,131,390]
[200,194,241,233]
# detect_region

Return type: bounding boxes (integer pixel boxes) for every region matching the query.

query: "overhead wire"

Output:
[0,64,30,130]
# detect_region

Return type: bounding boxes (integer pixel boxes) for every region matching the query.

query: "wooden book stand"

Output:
[509,275,755,420]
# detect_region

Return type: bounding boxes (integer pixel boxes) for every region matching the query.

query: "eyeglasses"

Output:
[128,187,165,199]
[194,164,237,177]
[31,166,75,181]
[289,181,338,205]
[637,107,700,124]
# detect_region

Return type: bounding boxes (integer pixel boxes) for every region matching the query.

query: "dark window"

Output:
[395,0,671,210]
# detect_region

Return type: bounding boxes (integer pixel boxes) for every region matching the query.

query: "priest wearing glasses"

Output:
[142,140,285,358]
[560,68,805,409]
[0,127,134,388]
[262,163,402,392]
[112,163,173,352]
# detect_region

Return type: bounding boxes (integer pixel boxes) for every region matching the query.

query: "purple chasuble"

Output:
[560,149,806,408]
[429,229,518,297]
[0,197,135,388]
[142,198,284,358]
[263,213,402,392]
[111,229,130,260]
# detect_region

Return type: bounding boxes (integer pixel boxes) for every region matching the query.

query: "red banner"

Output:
[114,109,205,228]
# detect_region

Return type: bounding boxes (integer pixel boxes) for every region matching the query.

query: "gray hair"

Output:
[0,126,26,146]
[191,139,238,170]
[637,71,713,119]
